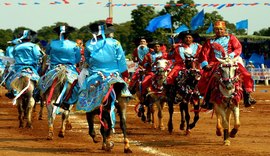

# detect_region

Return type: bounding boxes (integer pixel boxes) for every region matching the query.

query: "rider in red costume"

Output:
[198,21,256,109]
[165,31,202,88]
[129,37,153,93]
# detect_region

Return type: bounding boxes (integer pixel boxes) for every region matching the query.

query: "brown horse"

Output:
[210,56,242,145]
[11,71,36,128]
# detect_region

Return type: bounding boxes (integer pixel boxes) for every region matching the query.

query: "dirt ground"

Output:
[0,85,270,156]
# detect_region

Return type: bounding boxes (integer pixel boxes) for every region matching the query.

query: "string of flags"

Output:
[1,1,270,9]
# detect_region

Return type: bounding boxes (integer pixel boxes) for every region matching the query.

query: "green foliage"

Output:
[253,27,270,36]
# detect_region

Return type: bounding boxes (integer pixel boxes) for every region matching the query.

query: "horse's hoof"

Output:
[189,123,195,129]
[92,136,100,143]
[124,148,133,153]
[47,135,53,140]
[104,141,114,152]
[141,115,146,122]
[216,129,222,136]
[180,122,185,130]
[159,126,165,131]
[230,128,238,138]
[26,124,33,129]
[185,129,191,136]
[224,140,230,146]
[58,131,65,138]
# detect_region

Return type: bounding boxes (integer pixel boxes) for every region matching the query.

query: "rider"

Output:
[77,21,131,112]
[129,37,153,93]
[5,30,43,99]
[164,30,202,94]
[198,21,256,109]
[134,40,168,117]
[37,25,81,108]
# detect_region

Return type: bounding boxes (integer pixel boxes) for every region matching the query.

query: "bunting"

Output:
[0,2,269,8]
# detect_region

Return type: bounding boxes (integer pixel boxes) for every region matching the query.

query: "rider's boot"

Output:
[243,90,256,107]
[201,91,213,110]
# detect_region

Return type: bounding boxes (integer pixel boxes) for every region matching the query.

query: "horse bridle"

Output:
[217,63,240,89]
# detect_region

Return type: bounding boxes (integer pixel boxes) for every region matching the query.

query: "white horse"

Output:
[146,59,171,129]
[210,56,242,146]
[39,64,75,140]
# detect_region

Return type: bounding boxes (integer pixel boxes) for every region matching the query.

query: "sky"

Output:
[0,0,269,35]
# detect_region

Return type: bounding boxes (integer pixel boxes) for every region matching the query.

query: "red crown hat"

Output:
[214,21,226,28]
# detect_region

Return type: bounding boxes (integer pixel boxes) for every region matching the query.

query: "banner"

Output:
[249,68,270,80]
[145,13,172,32]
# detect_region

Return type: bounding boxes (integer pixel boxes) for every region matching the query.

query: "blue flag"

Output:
[236,19,248,30]
[190,9,204,31]
[174,24,189,34]
[206,22,213,34]
[146,13,172,32]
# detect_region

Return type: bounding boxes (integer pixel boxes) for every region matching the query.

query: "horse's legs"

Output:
[180,101,190,135]
[86,109,100,143]
[189,102,200,129]
[215,106,223,137]
[179,102,185,131]
[46,104,54,140]
[230,106,240,138]
[116,98,132,153]
[100,110,113,152]
[25,95,35,129]
[219,107,230,145]
[149,102,156,128]
[167,100,174,134]
[38,99,44,120]
[58,105,73,138]
[17,99,24,128]
[157,100,165,130]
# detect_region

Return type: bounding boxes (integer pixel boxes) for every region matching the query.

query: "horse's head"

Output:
[184,54,200,70]
[152,59,171,90]
[216,56,239,91]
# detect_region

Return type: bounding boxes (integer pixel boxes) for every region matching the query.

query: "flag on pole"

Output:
[206,22,213,34]
[236,19,248,30]
[146,13,172,32]
[190,9,204,30]
[174,24,189,33]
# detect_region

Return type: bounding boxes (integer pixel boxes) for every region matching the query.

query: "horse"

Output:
[38,63,75,140]
[145,59,171,129]
[78,72,132,153]
[167,55,201,135]
[174,56,201,135]
[10,68,37,128]
[210,56,242,146]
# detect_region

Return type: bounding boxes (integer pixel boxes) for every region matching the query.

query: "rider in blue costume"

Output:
[77,21,132,112]
[38,25,81,108]
[5,30,43,99]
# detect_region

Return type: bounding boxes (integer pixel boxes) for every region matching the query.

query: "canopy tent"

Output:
[248,53,264,68]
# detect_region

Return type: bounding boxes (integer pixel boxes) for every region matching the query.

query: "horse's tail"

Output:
[56,65,68,85]
[12,76,32,105]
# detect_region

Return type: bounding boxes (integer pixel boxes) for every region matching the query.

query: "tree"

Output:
[253,27,270,36]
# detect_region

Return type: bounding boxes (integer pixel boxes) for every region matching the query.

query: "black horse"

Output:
[167,55,201,135]
[86,82,132,153]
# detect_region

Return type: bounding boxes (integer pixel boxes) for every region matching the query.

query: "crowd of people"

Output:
[0,20,256,119]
